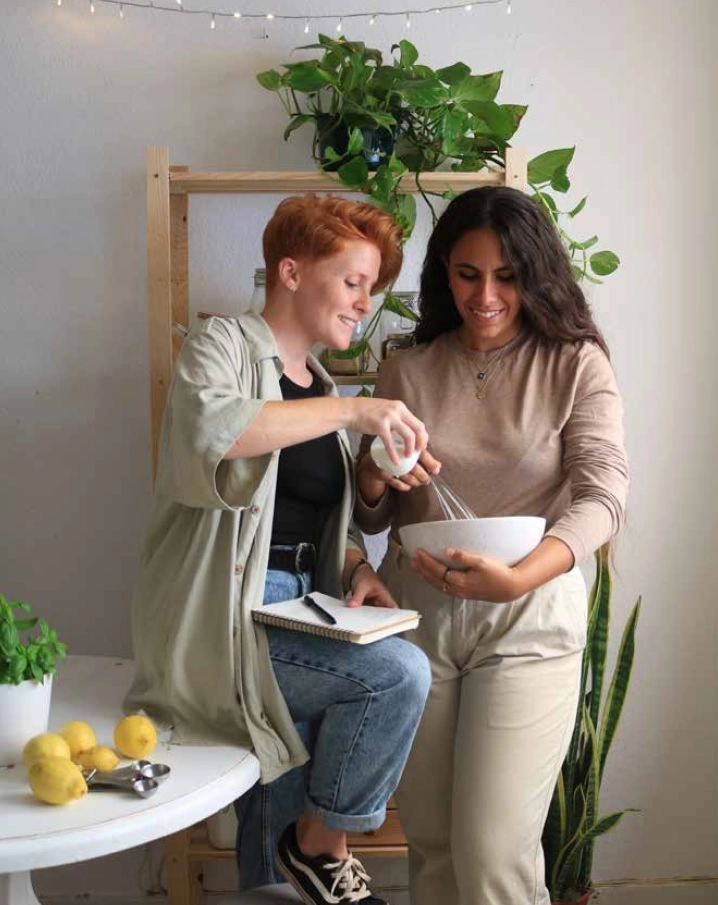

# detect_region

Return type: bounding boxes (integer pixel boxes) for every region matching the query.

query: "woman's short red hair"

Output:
[262,195,403,293]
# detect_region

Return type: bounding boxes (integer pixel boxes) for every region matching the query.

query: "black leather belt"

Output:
[267,542,317,573]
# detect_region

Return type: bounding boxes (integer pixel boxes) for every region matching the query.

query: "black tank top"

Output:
[271,371,345,548]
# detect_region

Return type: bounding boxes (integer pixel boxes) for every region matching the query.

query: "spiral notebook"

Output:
[252,592,420,644]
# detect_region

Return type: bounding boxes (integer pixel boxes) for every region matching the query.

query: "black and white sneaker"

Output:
[276,822,388,905]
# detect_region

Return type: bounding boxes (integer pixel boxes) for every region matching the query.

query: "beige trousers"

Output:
[381,543,587,905]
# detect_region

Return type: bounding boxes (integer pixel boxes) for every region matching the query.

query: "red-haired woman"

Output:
[125,196,431,905]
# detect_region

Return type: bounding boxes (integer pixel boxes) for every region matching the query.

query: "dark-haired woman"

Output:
[355,186,629,905]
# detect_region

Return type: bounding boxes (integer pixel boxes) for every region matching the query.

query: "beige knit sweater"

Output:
[355,330,628,564]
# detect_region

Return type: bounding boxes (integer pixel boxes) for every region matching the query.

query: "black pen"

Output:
[303,594,337,625]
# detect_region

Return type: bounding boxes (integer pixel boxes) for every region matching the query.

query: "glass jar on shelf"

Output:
[380,290,417,359]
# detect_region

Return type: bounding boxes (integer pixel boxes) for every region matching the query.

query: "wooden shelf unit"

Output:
[146,146,528,905]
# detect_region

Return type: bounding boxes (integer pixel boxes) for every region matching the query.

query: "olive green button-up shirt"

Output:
[124,313,363,783]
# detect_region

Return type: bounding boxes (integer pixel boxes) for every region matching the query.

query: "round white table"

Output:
[0,656,260,905]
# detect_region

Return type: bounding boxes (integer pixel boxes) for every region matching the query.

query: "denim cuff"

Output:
[305,794,387,833]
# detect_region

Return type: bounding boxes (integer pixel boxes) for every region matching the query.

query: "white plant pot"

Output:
[0,674,53,767]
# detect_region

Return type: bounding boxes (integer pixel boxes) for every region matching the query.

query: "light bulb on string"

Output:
[405,12,411,28]
[465,3,473,10]
[265,12,274,19]
[56,0,62,7]
[233,11,241,18]
[210,13,216,28]
[304,18,310,33]
[89,0,95,11]
[119,4,124,18]
[369,13,376,25]
[336,17,342,32]
[507,0,512,12]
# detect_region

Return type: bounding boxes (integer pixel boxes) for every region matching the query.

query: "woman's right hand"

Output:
[347,397,429,467]
[357,449,442,505]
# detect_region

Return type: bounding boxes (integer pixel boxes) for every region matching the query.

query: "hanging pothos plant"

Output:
[258,35,620,369]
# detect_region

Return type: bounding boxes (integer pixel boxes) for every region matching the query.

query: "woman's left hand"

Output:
[347,565,398,609]
[410,548,526,604]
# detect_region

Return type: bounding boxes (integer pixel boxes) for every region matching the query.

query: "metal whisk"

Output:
[429,472,477,521]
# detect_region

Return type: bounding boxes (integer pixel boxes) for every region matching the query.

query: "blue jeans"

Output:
[236,568,431,889]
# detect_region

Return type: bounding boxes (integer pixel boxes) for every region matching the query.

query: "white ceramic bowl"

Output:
[399,516,546,568]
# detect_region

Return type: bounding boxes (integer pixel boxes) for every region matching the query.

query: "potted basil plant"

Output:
[0,593,67,767]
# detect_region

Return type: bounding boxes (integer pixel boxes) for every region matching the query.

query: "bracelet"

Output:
[347,558,371,591]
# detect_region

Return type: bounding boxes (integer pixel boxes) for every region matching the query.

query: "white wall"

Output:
[1,0,717,901]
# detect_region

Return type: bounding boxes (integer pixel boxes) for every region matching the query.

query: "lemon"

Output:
[59,721,97,761]
[22,733,72,769]
[114,715,157,759]
[77,745,120,772]
[28,755,88,805]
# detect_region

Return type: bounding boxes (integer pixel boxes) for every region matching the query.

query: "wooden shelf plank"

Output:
[169,169,504,195]
[331,374,378,386]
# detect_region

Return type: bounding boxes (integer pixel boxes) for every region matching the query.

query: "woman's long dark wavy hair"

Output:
[414,186,609,356]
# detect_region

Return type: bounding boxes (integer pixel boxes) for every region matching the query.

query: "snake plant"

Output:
[543,551,641,902]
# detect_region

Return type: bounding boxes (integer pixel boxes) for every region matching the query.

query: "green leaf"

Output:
[282,114,316,141]
[569,196,588,218]
[395,77,447,108]
[356,386,373,397]
[598,598,640,780]
[502,103,528,136]
[462,100,517,140]
[384,292,418,322]
[285,63,336,93]
[554,811,628,897]
[551,168,571,193]
[337,156,369,190]
[256,69,282,92]
[436,62,471,86]
[325,339,368,360]
[527,147,575,184]
[451,71,503,102]
[347,127,364,157]
[532,191,558,213]
[396,193,417,237]
[571,235,598,251]
[397,39,419,68]
[590,250,621,277]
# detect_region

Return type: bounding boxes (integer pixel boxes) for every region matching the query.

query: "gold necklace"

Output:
[462,344,510,401]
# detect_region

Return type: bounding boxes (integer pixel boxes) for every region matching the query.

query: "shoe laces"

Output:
[327,853,373,902]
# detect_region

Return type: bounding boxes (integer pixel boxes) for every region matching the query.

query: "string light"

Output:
[210,12,215,28]
[55,0,506,31]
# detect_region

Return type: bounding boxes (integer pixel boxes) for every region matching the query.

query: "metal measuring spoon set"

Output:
[84,760,171,798]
